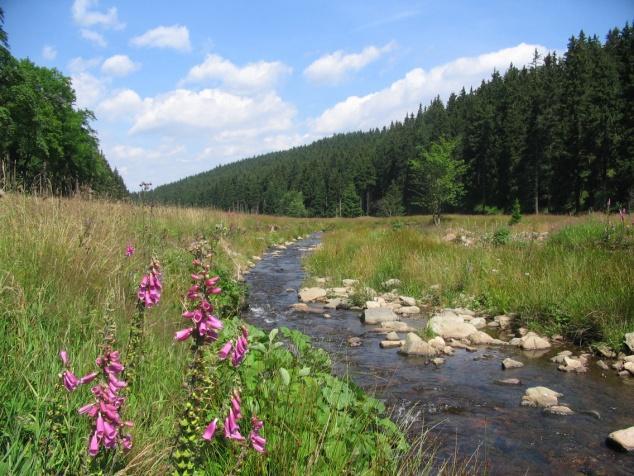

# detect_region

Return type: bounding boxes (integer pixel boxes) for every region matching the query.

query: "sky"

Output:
[3,0,633,190]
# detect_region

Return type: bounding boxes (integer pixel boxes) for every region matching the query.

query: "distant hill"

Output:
[146,22,633,216]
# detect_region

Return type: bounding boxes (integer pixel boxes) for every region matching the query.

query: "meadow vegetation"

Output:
[306,214,634,350]
[0,194,430,475]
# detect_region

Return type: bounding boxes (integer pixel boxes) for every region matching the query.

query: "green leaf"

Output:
[279,367,290,386]
[269,328,279,343]
[298,366,310,376]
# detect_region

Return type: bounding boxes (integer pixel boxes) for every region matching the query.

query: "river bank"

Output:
[244,234,634,475]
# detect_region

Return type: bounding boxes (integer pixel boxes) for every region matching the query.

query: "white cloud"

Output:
[110,143,185,161]
[129,88,295,135]
[311,43,549,133]
[182,54,292,93]
[97,89,143,119]
[130,25,191,52]
[196,131,312,162]
[101,55,140,76]
[42,45,57,61]
[304,42,396,84]
[71,72,108,109]
[81,29,107,47]
[72,0,124,29]
[68,56,102,74]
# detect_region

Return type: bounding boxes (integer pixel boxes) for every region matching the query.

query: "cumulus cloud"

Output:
[71,72,108,108]
[182,54,292,93]
[68,56,102,74]
[97,89,143,119]
[42,45,57,60]
[196,131,312,162]
[304,42,396,84]
[311,42,549,133]
[130,25,191,52]
[110,143,186,161]
[129,88,295,135]
[81,29,107,47]
[101,55,140,76]
[72,0,124,29]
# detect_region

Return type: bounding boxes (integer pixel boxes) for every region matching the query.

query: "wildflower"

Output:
[223,389,244,441]
[202,418,218,440]
[218,341,233,360]
[125,244,135,257]
[62,370,80,391]
[137,259,162,308]
[79,347,133,457]
[174,327,194,341]
[249,416,266,453]
[59,350,69,367]
[175,268,224,342]
[231,326,249,367]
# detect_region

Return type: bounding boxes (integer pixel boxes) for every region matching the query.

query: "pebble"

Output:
[347,337,362,347]
[380,340,402,349]
[495,378,522,385]
[502,358,524,369]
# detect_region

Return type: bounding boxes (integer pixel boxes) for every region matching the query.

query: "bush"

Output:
[509,198,522,225]
[491,227,511,246]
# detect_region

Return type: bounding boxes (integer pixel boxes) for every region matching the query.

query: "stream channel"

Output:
[243,234,634,475]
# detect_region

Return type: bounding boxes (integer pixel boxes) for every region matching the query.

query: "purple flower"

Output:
[202,418,218,440]
[249,416,266,453]
[223,390,245,441]
[62,370,80,392]
[230,327,249,367]
[59,350,69,367]
[218,341,233,360]
[79,371,99,385]
[125,244,135,257]
[174,328,194,341]
[137,259,162,308]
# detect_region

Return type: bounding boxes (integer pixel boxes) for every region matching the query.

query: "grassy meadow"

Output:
[306,214,634,350]
[0,194,435,475]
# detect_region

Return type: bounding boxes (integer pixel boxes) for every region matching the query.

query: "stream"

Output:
[243,234,634,475]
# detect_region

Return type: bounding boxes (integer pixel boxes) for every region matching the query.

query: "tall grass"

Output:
[1,194,437,474]
[306,215,634,349]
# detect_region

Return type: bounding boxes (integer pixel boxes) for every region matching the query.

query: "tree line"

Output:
[0,9,128,198]
[150,22,633,216]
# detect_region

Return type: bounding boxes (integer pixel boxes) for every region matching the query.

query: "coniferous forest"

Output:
[147,23,633,217]
[0,9,128,197]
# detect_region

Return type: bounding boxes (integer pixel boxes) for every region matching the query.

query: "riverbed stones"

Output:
[395,305,421,315]
[431,358,445,366]
[386,331,400,341]
[428,313,478,339]
[400,333,437,356]
[347,337,362,347]
[428,336,446,350]
[544,405,574,416]
[502,358,524,369]
[521,386,562,408]
[342,279,358,287]
[550,350,573,364]
[595,344,617,358]
[624,362,634,375]
[471,317,487,329]
[380,321,416,332]
[363,307,398,324]
[625,333,634,352]
[494,314,512,329]
[495,378,522,385]
[381,278,401,289]
[608,427,634,452]
[298,287,328,303]
[520,332,551,350]
[596,360,610,370]
[468,331,495,345]
[558,356,587,373]
[290,303,310,312]
[508,337,523,346]
[380,340,402,349]
[399,296,417,307]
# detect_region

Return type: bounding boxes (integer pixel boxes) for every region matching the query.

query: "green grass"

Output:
[305,214,634,350]
[0,194,440,475]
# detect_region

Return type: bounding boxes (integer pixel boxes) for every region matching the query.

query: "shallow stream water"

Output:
[243,234,634,475]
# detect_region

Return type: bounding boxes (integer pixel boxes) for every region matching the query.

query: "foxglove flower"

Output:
[223,389,245,441]
[62,370,80,391]
[202,418,218,440]
[249,416,266,453]
[231,326,249,367]
[125,244,135,257]
[218,341,233,360]
[175,268,224,343]
[137,259,162,308]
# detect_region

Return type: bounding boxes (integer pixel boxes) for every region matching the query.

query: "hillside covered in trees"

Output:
[150,23,633,217]
[0,9,127,197]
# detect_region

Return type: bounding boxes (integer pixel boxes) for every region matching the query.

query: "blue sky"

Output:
[3,0,632,190]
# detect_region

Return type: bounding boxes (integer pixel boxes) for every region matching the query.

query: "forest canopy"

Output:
[0,8,127,197]
[146,22,633,217]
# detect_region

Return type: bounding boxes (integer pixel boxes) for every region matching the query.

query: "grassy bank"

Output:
[306,214,634,350]
[0,194,423,475]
